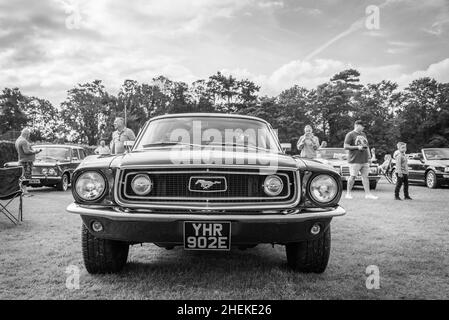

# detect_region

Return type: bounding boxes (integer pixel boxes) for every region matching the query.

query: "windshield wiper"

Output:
[208,142,270,152]
[142,142,203,148]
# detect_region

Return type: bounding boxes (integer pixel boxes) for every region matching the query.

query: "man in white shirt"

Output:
[110,117,136,154]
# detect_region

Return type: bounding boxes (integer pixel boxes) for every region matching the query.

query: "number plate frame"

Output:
[183,221,231,251]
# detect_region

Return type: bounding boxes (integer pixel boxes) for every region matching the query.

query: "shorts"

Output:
[349,163,369,177]
[19,161,33,180]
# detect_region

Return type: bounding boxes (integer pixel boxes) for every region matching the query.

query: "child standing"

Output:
[395,142,412,200]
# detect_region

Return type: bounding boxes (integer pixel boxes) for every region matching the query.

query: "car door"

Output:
[70,148,82,172]
[408,153,425,181]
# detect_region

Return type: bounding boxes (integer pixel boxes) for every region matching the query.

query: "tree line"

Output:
[1,69,448,157]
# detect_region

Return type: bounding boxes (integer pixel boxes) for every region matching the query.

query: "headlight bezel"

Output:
[307,173,340,206]
[73,170,108,203]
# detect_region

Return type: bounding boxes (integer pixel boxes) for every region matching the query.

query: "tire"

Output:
[81,223,129,274]
[56,173,69,191]
[391,169,397,185]
[285,226,331,273]
[426,170,438,189]
[369,180,377,190]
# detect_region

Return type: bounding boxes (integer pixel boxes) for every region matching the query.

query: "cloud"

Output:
[395,58,449,86]
[257,1,284,9]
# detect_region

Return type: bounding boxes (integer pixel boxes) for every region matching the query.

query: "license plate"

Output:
[184,222,231,251]
[29,179,40,184]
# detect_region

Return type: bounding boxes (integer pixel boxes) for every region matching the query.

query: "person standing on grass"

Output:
[15,128,41,196]
[94,140,111,155]
[394,142,412,201]
[343,120,378,200]
[297,125,320,159]
[110,117,135,155]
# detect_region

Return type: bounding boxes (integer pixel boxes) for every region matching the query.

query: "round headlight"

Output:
[131,174,152,195]
[48,168,56,175]
[41,168,48,175]
[263,175,284,197]
[309,174,338,204]
[75,171,106,201]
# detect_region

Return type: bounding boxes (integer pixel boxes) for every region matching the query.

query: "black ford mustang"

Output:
[67,113,345,274]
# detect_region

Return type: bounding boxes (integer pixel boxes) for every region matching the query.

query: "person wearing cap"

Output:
[343,120,378,200]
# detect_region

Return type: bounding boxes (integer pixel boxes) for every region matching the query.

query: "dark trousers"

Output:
[395,173,409,198]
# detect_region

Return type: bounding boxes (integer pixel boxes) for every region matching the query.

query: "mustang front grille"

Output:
[115,167,300,209]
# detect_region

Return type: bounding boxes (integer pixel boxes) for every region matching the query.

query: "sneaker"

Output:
[395,196,402,200]
[365,194,378,200]
[345,193,353,199]
[404,196,413,200]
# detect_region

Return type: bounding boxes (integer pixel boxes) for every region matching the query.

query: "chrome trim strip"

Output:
[67,203,345,222]
[114,168,301,210]
[117,164,297,171]
[122,170,291,200]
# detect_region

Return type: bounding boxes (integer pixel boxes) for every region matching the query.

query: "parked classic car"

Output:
[5,144,87,191]
[390,148,449,188]
[67,113,346,274]
[314,148,380,190]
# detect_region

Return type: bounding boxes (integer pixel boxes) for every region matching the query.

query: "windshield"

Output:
[35,147,71,161]
[317,148,348,160]
[424,148,449,160]
[134,117,281,152]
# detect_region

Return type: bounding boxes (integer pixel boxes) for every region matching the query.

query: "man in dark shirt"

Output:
[343,120,378,200]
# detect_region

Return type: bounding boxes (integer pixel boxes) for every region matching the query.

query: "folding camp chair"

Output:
[0,167,24,225]
[380,158,394,184]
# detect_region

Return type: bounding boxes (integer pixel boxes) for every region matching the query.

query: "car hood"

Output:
[426,159,449,167]
[106,147,299,169]
[4,160,67,167]
[314,158,348,167]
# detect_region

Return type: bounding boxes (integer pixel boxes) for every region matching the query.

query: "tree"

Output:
[23,97,60,141]
[0,88,28,135]
[60,80,111,145]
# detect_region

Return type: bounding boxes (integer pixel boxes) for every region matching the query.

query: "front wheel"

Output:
[56,173,69,191]
[82,223,129,274]
[426,170,438,189]
[285,226,331,273]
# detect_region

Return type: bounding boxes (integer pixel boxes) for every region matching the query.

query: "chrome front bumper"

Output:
[67,203,345,244]
[66,203,346,223]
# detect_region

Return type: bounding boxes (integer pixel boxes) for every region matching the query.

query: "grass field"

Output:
[1,179,448,299]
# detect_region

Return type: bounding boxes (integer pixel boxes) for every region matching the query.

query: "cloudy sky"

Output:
[0,0,448,105]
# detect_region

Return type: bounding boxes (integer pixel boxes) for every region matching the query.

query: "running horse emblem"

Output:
[195,179,222,190]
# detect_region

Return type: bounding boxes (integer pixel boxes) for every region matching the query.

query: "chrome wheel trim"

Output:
[426,172,435,188]
[62,175,69,190]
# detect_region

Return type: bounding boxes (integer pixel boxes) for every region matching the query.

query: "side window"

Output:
[71,149,79,160]
[78,149,86,159]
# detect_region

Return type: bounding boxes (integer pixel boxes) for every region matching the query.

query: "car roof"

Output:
[149,113,269,124]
